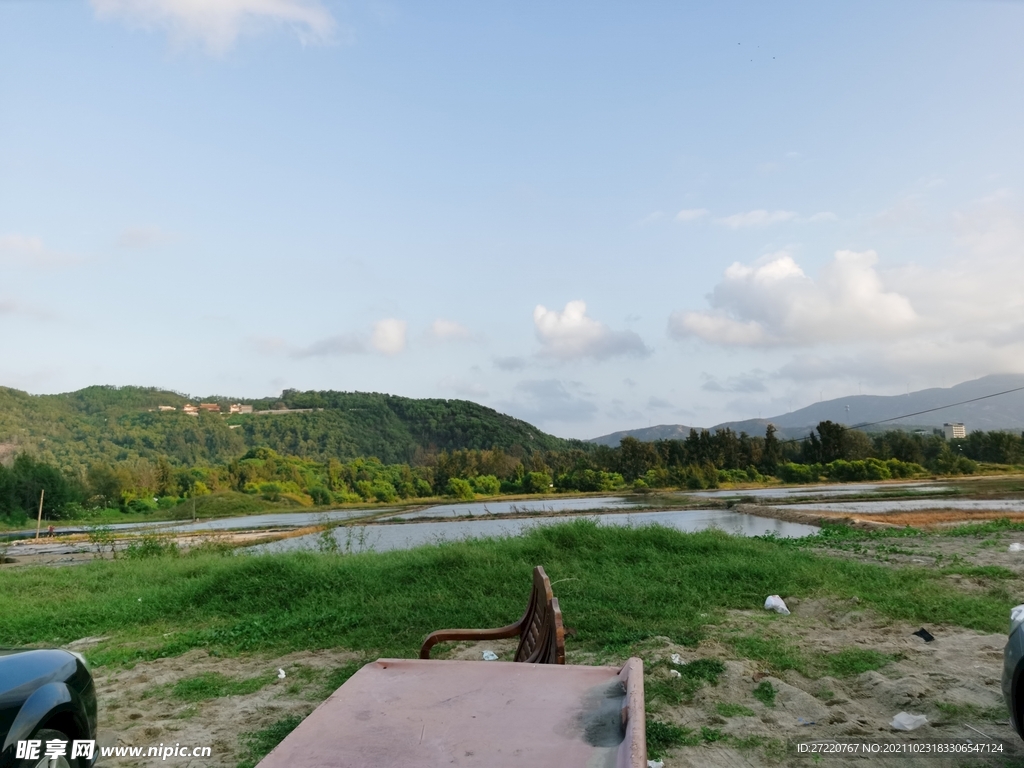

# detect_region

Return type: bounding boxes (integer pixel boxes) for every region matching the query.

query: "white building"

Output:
[943,422,966,440]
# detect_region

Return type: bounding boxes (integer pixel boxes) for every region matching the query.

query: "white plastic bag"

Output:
[670,653,684,665]
[647,761,664,768]
[482,650,498,661]
[764,595,790,615]
[669,669,681,678]
[890,712,927,731]
[277,668,286,679]
[1009,543,1024,552]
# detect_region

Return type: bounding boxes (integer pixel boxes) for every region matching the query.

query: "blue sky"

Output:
[2,1,1023,438]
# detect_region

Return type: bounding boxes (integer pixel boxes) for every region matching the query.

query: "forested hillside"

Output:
[0,385,571,472]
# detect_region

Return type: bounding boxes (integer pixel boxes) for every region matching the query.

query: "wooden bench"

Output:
[419,565,566,664]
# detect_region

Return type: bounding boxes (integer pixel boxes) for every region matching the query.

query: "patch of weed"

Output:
[236,715,304,768]
[935,702,1007,721]
[700,726,724,743]
[726,634,811,676]
[168,671,275,702]
[646,720,699,759]
[824,648,893,677]
[646,658,726,706]
[753,680,776,707]
[716,702,755,717]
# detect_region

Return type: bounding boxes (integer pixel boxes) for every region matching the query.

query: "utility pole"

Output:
[193,495,197,523]
[34,488,45,539]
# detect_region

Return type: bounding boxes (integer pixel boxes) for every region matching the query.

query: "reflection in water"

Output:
[251,509,819,556]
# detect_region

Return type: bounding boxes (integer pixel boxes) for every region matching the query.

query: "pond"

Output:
[683,482,951,499]
[379,495,641,521]
[250,508,819,556]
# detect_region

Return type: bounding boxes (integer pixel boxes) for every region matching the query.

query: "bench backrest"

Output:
[514,566,565,664]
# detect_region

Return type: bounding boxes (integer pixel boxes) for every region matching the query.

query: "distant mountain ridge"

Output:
[587,424,698,448]
[588,374,1024,446]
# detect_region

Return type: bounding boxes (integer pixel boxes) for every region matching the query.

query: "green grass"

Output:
[0,521,1014,667]
[753,681,776,707]
[236,716,304,768]
[935,702,1008,722]
[164,672,275,702]
[824,648,894,677]
[646,720,699,759]
[715,702,755,717]
[646,658,726,707]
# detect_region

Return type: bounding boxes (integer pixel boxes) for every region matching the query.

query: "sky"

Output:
[2,1,1024,439]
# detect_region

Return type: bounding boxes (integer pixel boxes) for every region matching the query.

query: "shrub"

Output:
[308,486,333,505]
[470,475,501,496]
[259,482,282,501]
[523,472,553,494]
[446,478,475,500]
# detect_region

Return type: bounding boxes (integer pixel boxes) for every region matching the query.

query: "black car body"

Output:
[0,649,97,768]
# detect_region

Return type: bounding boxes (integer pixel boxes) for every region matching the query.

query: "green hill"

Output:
[0,385,572,471]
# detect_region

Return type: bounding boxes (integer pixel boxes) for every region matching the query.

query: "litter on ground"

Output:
[890,712,928,731]
[764,595,790,615]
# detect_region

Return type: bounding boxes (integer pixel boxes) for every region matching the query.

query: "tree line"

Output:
[2,422,1021,524]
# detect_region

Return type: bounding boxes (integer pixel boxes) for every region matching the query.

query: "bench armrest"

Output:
[419,622,523,659]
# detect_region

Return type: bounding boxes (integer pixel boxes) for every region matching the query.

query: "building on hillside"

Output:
[943,422,966,440]
[157,405,176,411]
[199,403,221,413]
[182,404,199,416]
[229,404,254,414]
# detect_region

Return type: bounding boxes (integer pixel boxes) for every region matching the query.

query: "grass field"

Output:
[0,519,1013,668]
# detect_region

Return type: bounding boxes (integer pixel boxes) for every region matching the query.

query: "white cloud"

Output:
[675,208,709,222]
[371,318,407,356]
[117,226,177,248]
[639,211,664,226]
[91,0,337,55]
[716,209,797,228]
[0,234,75,267]
[290,333,366,358]
[675,200,1024,389]
[804,211,838,223]
[426,318,474,342]
[669,250,919,347]
[533,300,649,361]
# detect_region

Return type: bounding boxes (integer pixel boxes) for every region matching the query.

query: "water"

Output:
[684,482,951,499]
[787,498,1024,515]
[4,507,385,538]
[251,509,819,555]
[380,496,640,521]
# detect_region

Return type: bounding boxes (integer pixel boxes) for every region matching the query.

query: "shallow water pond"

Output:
[251,508,819,555]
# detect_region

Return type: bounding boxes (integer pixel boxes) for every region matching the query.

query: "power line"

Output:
[782,384,1024,444]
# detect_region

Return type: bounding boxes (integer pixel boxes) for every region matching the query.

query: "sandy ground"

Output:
[642,606,1023,767]
[81,610,1024,768]
[89,647,360,767]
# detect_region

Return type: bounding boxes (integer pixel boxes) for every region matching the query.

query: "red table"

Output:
[257,657,646,768]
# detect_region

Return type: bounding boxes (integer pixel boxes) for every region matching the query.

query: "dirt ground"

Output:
[88,647,360,767]
[82,607,1024,768]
